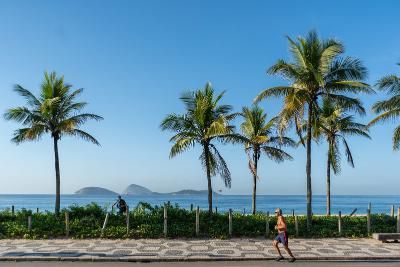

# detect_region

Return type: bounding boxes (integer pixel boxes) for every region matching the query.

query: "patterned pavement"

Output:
[0,238,399,261]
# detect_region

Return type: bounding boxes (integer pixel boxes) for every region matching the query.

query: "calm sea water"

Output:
[0,194,399,215]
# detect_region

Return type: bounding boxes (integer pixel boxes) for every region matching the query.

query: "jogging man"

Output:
[112,195,127,215]
[273,208,296,262]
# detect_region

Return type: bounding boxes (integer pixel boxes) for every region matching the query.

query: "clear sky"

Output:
[0,0,399,195]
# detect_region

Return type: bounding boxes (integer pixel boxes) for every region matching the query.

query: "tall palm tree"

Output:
[254,30,371,229]
[315,99,370,215]
[240,106,295,214]
[160,83,236,214]
[369,64,400,149]
[4,72,103,214]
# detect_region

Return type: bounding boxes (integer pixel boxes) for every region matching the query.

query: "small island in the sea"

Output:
[74,187,118,195]
[74,184,220,196]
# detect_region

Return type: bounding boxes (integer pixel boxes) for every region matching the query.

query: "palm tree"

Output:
[369,64,400,149]
[315,99,370,215]
[239,106,295,214]
[160,83,237,214]
[254,30,371,229]
[4,72,103,214]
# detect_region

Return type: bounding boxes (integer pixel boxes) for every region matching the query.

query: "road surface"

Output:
[1,261,400,267]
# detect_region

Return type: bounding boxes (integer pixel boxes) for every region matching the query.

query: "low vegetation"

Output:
[0,203,396,239]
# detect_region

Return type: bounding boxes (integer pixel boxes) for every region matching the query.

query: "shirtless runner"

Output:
[273,208,296,262]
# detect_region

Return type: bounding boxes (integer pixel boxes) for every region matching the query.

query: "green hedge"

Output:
[0,202,397,239]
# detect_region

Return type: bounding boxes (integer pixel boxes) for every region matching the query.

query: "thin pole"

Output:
[397,207,400,233]
[265,211,270,238]
[65,212,69,237]
[28,216,32,231]
[391,205,395,218]
[228,209,233,237]
[101,213,109,236]
[196,206,200,236]
[367,207,371,235]
[126,205,130,236]
[164,204,168,237]
[11,205,14,216]
[338,211,342,236]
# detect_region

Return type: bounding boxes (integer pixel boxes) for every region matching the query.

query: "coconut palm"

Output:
[4,72,103,214]
[240,106,295,214]
[254,30,371,229]
[160,83,237,214]
[369,64,400,149]
[314,99,370,215]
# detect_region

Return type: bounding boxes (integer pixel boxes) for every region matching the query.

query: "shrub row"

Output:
[0,202,396,239]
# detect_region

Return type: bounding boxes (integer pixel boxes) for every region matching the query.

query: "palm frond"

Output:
[4,107,35,125]
[392,125,400,150]
[342,137,354,167]
[63,129,101,146]
[261,146,293,162]
[376,75,400,95]
[323,93,366,115]
[368,109,400,126]
[13,85,41,107]
[169,136,196,158]
[254,86,295,103]
[325,57,368,82]
[328,139,341,174]
[371,96,400,113]
[319,40,344,75]
[210,144,231,188]
[58,113,103,131]
[11,125,46,144]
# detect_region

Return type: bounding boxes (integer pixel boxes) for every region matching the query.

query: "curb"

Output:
[1,256,400,262]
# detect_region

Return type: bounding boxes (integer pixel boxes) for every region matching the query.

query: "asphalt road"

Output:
[1,261,400,267]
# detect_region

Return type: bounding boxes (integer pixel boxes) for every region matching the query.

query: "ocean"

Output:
[0,194,399,215]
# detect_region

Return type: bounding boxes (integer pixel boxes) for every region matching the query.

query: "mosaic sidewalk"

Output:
[0,238,399,261]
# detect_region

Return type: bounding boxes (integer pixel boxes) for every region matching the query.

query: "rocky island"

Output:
[75,184,219,196]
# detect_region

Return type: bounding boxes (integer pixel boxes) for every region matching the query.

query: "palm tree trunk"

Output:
[306,103,313,230]
[326,148,331,216]
[53,136,61,215]
[252,150,258,215]
[204,143,213,215]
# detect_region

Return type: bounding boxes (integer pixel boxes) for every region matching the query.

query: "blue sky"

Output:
[0,0,399,195]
